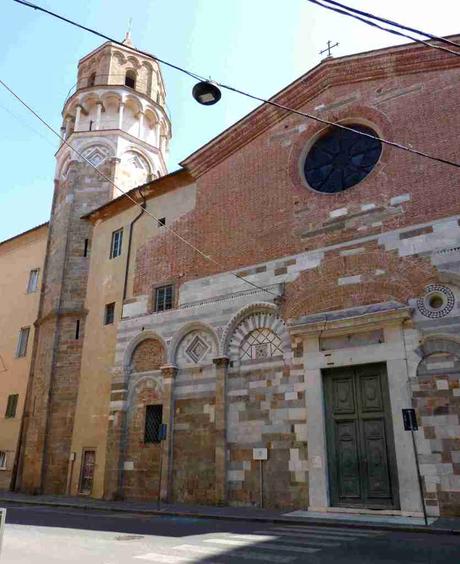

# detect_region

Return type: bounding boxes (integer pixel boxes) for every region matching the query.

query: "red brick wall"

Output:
[133,62,460,316]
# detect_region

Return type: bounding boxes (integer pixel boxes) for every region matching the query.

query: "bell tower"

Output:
[60,33,171,191]
[18,37,170,494]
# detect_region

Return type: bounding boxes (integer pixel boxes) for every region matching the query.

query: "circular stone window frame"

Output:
[288,107,393,197]
[299,119,383,195]
[417,284,455,319]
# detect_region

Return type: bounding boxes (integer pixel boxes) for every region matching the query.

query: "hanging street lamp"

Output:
[192,81,222,106]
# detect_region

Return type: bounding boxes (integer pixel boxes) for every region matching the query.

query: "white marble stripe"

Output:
[268,525,382,536]
[174,543,293,563]
[204,538,320,553]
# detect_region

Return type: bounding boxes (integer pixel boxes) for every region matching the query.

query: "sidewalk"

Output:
[1,490,459,535]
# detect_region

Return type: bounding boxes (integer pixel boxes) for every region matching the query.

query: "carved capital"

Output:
[213,356,230,369]
[160,364,177,378]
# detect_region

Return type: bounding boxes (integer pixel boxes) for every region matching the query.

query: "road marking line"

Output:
[266,527,367,538]
[252,532,342,547]
[204,538,320,553]
[255,529,356,541]
[134,552,192,563]
[223,534,278,541]
[270,525,383,536]
[175,543,294,562]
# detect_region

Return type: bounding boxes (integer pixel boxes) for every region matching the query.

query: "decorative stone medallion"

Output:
[185,335,209,363]
[176,329,216,367]
[82,145,110,166]
[417,284,455,319]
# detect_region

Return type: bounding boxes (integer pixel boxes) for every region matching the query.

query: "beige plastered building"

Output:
[0,223,48,489]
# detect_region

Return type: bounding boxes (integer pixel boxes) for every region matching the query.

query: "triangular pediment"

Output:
[181,35,460,178]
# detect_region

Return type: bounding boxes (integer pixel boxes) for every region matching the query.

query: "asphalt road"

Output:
[1,504,460,563]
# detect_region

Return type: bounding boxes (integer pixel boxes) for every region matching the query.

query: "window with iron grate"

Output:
[144,405,163,443]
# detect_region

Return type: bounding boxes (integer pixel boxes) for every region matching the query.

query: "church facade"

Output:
[2,34,460,518]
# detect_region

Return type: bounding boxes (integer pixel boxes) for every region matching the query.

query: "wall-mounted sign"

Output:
[402,408,418,431]
[253,448,268,461]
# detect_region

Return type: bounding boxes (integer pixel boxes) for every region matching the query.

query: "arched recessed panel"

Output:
[130,338,165,373]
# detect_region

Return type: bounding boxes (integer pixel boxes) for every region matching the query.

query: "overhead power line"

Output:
[320,0,460,49]
[0,76,280,298]
[11,0,460,170]
[306,0,460,58]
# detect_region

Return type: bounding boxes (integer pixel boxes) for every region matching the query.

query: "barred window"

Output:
[154,285,173,312]
[110,228,123,259]
[144,405,162,443]
[16,327,30,358]
[5,394,18,418]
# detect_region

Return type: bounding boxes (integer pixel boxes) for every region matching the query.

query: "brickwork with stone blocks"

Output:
[412,355,460,516]
[123,386,163,501]
[227,363,308,509]
[172,394,217,504]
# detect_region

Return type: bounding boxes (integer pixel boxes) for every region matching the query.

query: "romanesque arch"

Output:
[416,334,460,377]
[222,302,291,365]
[123,331,167,376]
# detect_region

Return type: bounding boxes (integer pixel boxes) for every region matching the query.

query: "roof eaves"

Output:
[0,222,49,248]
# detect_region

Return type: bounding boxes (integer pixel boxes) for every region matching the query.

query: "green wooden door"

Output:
[324,363,399,509]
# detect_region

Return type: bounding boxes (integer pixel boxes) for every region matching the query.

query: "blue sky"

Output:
[0,0,458,241]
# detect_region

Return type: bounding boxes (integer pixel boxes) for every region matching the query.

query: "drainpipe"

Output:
[122,187,146,304]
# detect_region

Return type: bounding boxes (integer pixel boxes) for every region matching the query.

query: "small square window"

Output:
[154,285,173,312]
[104,302,115,325]
[16,327,30,358]
[0,451,6,470]
[110,229,123,259]
[144,405,162,443]
[5,394,18,418]
[27,269,39,293]
[158,217,166,227]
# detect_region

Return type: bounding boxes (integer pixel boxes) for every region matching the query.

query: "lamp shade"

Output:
[192,81,222,106]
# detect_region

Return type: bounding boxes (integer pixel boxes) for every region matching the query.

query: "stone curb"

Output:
[1,497,459,536]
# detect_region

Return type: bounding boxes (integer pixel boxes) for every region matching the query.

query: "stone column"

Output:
[138,111,144,139]
[95,102,103,131]
[118,102,125,130]
[160,134,166,154]
[74,105,82,132]
[160,364,177,502]
[383,323,426,514]
[64,117,72,139]
[213,356,229,505]
[302,334,330,510]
